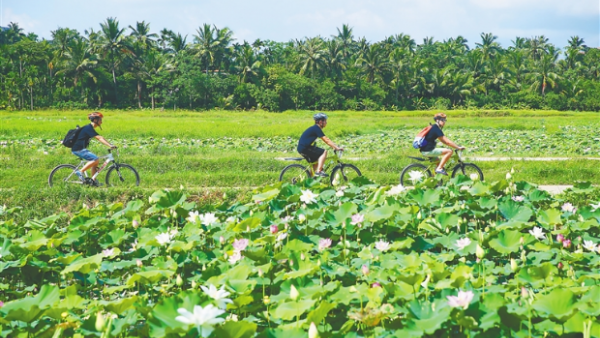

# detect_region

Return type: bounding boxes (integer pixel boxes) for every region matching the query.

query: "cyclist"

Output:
[420,113,465,175]
[297,113,343,177]
[71,112,116,183]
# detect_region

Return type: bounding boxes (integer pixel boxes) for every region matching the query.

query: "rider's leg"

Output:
[316,150,327,172]
[81,159,99,174]
[437,149,453,170]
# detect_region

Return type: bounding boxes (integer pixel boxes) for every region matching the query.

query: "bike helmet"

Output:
[433,113,447,121]
[313,112,328,121]
[88,112,104,122]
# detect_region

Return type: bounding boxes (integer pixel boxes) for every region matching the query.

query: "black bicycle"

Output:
[400,150,483,188]
[279,150,361,187]
[48,149,139,187]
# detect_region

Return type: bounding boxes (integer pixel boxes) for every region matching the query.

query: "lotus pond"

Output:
[1,174,600,337]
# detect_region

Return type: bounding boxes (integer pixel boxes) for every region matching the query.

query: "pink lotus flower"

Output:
[371,282,381,288]
[556,234,565,243]
[447,290,474,309]
[232,239,249,252]
[563,239,572,248]
[228,251,242,264]
[270,225,278,234]
[318,238,332,251]
[362,265,370,276]
[557,262,564,270]
[351,214,364,226]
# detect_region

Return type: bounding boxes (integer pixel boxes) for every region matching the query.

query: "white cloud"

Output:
[290,8,386,32]
[2,8,40,31]
[470,0,598,16]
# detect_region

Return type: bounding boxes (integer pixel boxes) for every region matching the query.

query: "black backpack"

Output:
[62,125,81,148]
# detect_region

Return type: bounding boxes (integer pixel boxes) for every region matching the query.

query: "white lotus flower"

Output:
[276,232,288,242]
[300,190,318,204]
[582,240,598,252]
[318,238,332,251]
[228,251,242,264]
[386,184,405,196]
[469,173,479,181]
[200,213,218,225]
[512,195,524,202]
[187,211,200,224]
[309,322,319,338]
[175,304,225,337]
[408,170,425,183]
[102,248,115,257]
[561,203,575,213]
[421,274,430,288]
[506,172,512,180]
[232,239,249,252]
[529,226,545,240]
[336,190,344,197]
[447,290,474,309]
[155,232,173,246]
[200,284,233,309]
[455,238,471,250]
[290,284,300,300]
[298,214,306,222]
[375,240,390,252]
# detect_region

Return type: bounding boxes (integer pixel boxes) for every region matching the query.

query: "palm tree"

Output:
[95,17,133,104]
[528,53,560,96]
[526,36,549,61]
[475,32,501,62]
[55,37,98,101]
[333,24,354,60]
[296,37,326,78]
[233,43,263,83]
[129,21,157,51]
[356,44,388,83]
[324,39,346,80]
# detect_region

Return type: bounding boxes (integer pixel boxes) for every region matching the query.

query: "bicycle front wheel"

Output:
[279,164,311,184]
[48,164,81,187]
[451,163,484,181]
[105,164,140,187]
[330,164,362,187]
[400,163,432,188]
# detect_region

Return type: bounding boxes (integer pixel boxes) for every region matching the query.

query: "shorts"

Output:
[420,148,445,157]
[72,149,99,161]
[299,146,325,163]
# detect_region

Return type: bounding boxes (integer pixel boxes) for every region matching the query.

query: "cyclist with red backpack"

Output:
[417,113,465,175]
[71,112,117,183]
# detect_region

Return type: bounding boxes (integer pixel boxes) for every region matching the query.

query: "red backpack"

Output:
[412,125,432,149]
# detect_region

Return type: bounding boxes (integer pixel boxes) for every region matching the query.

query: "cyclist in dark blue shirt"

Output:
[297,113,343,177]
[420,113,465,175]
[72,112,116,182]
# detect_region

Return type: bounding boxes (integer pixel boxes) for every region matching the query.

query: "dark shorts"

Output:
[72,149,99,161]
[299,146,325,163]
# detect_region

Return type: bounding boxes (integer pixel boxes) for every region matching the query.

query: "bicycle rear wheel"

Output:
[451,163,484,181]
[279,164,311,184]
[48,164,82,187]
[330,164,362,187]
[400,163,432,188]
[105,164,140,187]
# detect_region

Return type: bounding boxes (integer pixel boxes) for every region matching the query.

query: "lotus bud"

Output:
[445,227,450,233]
[95,312,106,331]
[309,322,319,338]
[61,312,68,318]
[557,262,564,270]
[519,237,524,244]
[192,280,197,288]
[417,212,422,220]
[223,192,227,199]
[136,259,143,267]
[511,168,515,174]
[563,239,572,248]
[520,250,526,261]
[246,226,250,232]
[484,226,490,232]
[371,282,381,288]
[510,258,518,272]
[362,265,369,276]
[476,244,485,259]
[301,253,305,261]
[258,268,264,277]
[567,267,574,277]
[459,257,466,263]
[202,264,206,271]
[556,234,565,243]
[317,259,321,266]
[220,236,225,245]
[290,285,299,300]
[521,287,528,298]
[176,274,183,286]
[263,296,270,304]
[506,172,512,180]
[132,220,139,228]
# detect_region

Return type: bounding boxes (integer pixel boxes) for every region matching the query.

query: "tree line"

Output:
[1,19,599,111]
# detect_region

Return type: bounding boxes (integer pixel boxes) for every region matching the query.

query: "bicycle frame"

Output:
[412,150,466,170]
[305,150,344,175]
[68,150,116,181]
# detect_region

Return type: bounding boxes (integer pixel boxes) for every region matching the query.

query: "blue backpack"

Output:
[412,125,432,149]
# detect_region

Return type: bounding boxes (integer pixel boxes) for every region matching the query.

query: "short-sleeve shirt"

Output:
[72,124,99,151]
[421,124,444,152]
[297,125,325,153]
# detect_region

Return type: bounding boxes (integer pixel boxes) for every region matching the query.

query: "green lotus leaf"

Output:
[213,320,257,338]
[230,217,262,232]
[306,301,337,325]
[263,328,307,338]
[272,299,316,320]
[407,300,452,335]
[407,189,441,206]
[147,291,203,337]
[498,200,533,222]
[365,204,398,222]
[331,202,358,225]
[488,229,522,254]
[252,189,280,203]
[532,288,576,322]
[469,182,491,196]
[527,262,556,280]
[537,209,562,226]
[99,229,129,248]
[62,253,103,275]
[100,296,139,315]
[17,230,48,252]
[127,269,175,286]
[527,189,551,202]
[0,284,59,323]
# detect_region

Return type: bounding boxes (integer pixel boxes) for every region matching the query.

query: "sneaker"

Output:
[75,171,84,181]
[92,180,103,187]
[315,171,329,178]
[435,169,448,176]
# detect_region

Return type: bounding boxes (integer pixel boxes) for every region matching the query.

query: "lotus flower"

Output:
[512,195,524,202]
[386,184,405,196]
[506,172,512,180]
[408,170,425,183]
[186,211,200,224]
[421,275,430,288]
[556,234,565,243]
[175,304,225,337]
[276,232,288,242]
[455,238,471,250]
[447,290,474,309]
[583,240,598,252]
[361,265,370,275]
[309,322,319,338]
[228,251,242,264]
[290,285,299,300]
[470,173,479,181]
[155,232,173,246]
[529,227,545,240]
[561,203,575,213]
[351,213,364,226]
[270,225,278,234]
[375,240,390,252]
[318,238,332,251]
[300,190,318,204]
[102,248,115,257]
[563,239,572,248]
[298,214,306,222]
[336,190,344,197]
[200,284,233,309]
[200,213,218,225]
[232,239,249,252]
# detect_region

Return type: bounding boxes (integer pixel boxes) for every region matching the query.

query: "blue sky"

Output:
[2,0,598,49]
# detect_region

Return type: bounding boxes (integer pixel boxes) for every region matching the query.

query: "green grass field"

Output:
[1,109,599,220]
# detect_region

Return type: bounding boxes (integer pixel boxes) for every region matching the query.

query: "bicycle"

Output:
[279,150,361,187]
[400,150,483,188]
[48,149,140,187]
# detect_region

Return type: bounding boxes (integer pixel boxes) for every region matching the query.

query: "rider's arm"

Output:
[438,136,464,150]
[94,135,115,148]
[321,136,343,151]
